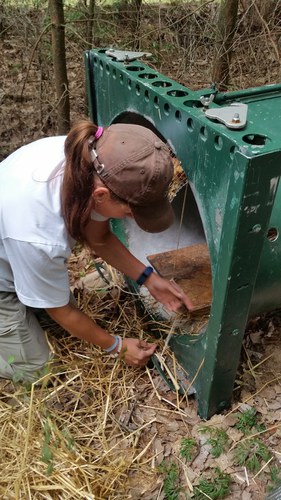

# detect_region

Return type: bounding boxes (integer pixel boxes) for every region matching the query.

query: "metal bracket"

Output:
[205,103,248,129]
[105,49,152,62]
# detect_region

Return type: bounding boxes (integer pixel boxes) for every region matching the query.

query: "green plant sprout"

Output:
[180,437,198,461]
[42,420,54,475]
[268,464,281,492]
[10,63,22,75]
[62,429,75,451]
[234,408,265,434]
[199,426,229,458]
[233,438,272,473]
[159,460,183,500]
[193,467,231,500]
[41,417,75,475]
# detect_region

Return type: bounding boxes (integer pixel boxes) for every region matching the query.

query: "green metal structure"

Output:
[85,48,281,419]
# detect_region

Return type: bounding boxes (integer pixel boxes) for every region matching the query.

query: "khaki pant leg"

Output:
[0,292,51,382]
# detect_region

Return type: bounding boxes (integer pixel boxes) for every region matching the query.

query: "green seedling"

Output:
[234,407,265,435]
[41,417,75,475]
[193,467,231,500]
[268,464,281,492]
[62,429,75,451]
[159,460,182,500]
[180,437,198,461]
[10,63,22,75]
[199,426,229,458]
[42,420,54,475]
[233,437,272,473]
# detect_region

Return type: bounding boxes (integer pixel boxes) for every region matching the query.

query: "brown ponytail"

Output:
[62,120,98,243]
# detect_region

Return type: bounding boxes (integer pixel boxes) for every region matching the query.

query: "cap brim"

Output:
[131,199,175,233]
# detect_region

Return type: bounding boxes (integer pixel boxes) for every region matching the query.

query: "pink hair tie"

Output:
[95,126,104,140]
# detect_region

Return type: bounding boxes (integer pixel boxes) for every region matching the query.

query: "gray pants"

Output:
[0,292,52,382]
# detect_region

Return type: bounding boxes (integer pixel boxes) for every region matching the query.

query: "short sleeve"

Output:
[3,239,71,308]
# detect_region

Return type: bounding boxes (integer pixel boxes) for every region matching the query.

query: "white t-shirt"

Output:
[0,136,74,308]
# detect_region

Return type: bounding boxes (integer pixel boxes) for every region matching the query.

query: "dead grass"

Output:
[0,258,281,499]
[0,275,200,499]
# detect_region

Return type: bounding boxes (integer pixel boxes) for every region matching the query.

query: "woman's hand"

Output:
[144,272,194,312]
[118,338,157,366]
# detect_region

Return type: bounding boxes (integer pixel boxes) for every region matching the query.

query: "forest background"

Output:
[1,1,281,499]
[1,0,281,159]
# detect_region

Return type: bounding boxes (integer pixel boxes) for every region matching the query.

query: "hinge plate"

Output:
[205,103,248,129]
[105,49,152,62]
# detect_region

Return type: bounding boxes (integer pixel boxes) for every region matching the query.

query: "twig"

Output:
[20,23,52,100]
[132,432,157,463]
[15,382,35,498]
[226,375,281,416]
[153,352,180,392]
[103,361,118,428]
[180,357,204,405]
[252,457,273,479]
[174,454,194,492]
[244,466,249,487]
[230,422,281,451]
[160,317,178,359]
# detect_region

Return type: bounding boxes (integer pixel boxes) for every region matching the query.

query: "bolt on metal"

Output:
[232,112,241,123]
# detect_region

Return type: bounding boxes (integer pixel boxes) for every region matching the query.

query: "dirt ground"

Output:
[1,2,281,499]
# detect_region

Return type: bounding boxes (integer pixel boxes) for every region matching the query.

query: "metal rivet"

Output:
[250,224,261,233]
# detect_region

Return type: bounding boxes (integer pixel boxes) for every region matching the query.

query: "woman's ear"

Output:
[92,186,110,204]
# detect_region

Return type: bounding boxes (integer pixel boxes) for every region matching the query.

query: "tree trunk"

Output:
[132,0,142,50]
[85,0,95,49]
[49,0,70,134]
[212,0,239,91]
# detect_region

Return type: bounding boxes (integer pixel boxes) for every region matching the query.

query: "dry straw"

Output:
[0,268,199,499]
